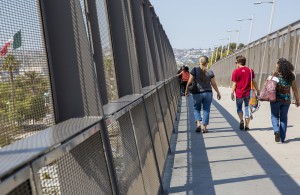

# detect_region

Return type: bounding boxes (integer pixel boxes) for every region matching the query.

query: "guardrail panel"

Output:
[152,91,169,157]
[32,130,112,195]
[158,86,173,142]
[144,95,165,176]
[7,180,32,195]
[106,112,145,195]
[130,102,161,195]
[165,82,176,123]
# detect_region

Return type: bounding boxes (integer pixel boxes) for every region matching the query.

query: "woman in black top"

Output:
[185,56,221,133]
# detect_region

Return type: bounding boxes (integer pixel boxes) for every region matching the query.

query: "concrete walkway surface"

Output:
[162,87,300,195]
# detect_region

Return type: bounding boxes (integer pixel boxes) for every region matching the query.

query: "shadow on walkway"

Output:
[162,96,300,194]
[212,99,300,194]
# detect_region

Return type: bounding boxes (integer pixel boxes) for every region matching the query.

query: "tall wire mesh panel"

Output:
[0,0,54,147]
[95,0,118,102]
[70,0,102,117]
[79,0,90,41]
[152,91,169,158]
[106,112,146,194]
[158,86,173,141]
[33,131,113,195]
[122,0,142,94]
[144,95,165,176]
[130,102,161,194]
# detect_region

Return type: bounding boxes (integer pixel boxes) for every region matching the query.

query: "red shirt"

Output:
[231,67,255,98]
[181,71,190,82]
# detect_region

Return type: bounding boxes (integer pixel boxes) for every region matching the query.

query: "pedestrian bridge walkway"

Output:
[162,87,300,194]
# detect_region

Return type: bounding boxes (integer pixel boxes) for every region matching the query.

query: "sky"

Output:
[150,0,300,49]
[0,0,44,50]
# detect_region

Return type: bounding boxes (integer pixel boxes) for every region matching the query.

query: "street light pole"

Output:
[236,27,241,51]
[255,0,276,87]
[215,46,219,62]
[211,45,217,65]
[227,35,231,56]
[227,29,240,51]
[269,1,276,34]
[248,15,254,44]
[254,1,276,34]
[237,16,254,44]
[219,38,229,59]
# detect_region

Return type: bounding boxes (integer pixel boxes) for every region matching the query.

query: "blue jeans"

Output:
[192,92,213,125]
[270,101,290,142]
[236,96,250,119]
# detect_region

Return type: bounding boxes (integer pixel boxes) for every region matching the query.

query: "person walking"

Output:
[270,58,299,143]
[185,56,221,133]
[231,55,259,130]
[177,65,189,96]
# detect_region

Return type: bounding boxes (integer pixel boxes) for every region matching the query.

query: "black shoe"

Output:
[245,126,250,131]
[275,132,280,142]
[196,126,201,133]
[239,120,244,130]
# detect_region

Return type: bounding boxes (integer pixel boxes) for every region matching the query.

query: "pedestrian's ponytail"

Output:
[199,56,209,83]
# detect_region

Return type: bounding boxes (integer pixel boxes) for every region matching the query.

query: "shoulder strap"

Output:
[195,67,198,79]
[192,67,197,79]
[249,67,253,82]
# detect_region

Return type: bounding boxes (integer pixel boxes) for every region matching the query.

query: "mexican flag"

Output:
[0,30,22,57]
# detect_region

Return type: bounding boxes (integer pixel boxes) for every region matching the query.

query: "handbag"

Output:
[258,75,279,102]
[188,80,198,93]
[188,67,199,94]
[249,68,259,114]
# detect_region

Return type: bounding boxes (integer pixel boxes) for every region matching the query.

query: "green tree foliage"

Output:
[0,68,48,146]
[104,58,118,101]
[1,54,20,114]
[24,71,42,95]
[208,42,246,68]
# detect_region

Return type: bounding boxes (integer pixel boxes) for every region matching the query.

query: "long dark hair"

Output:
[273,58,295,83]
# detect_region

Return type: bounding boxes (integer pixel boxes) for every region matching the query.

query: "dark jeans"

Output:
[270,101,290,142]
[180,81,187,95]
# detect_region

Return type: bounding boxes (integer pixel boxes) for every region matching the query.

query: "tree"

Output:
[24,71,41,95]
[104,58,118,101]
[1,54,20,114]
[209,42,247,66]
[238,43,246,50]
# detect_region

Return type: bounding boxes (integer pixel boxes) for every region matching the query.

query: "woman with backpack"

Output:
[269,58,299,143]
[185,56,221,133]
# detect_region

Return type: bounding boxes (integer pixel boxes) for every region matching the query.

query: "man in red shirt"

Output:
[231,55,259,130]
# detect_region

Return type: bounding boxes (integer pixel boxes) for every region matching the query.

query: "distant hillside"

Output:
[173,48,212,68]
